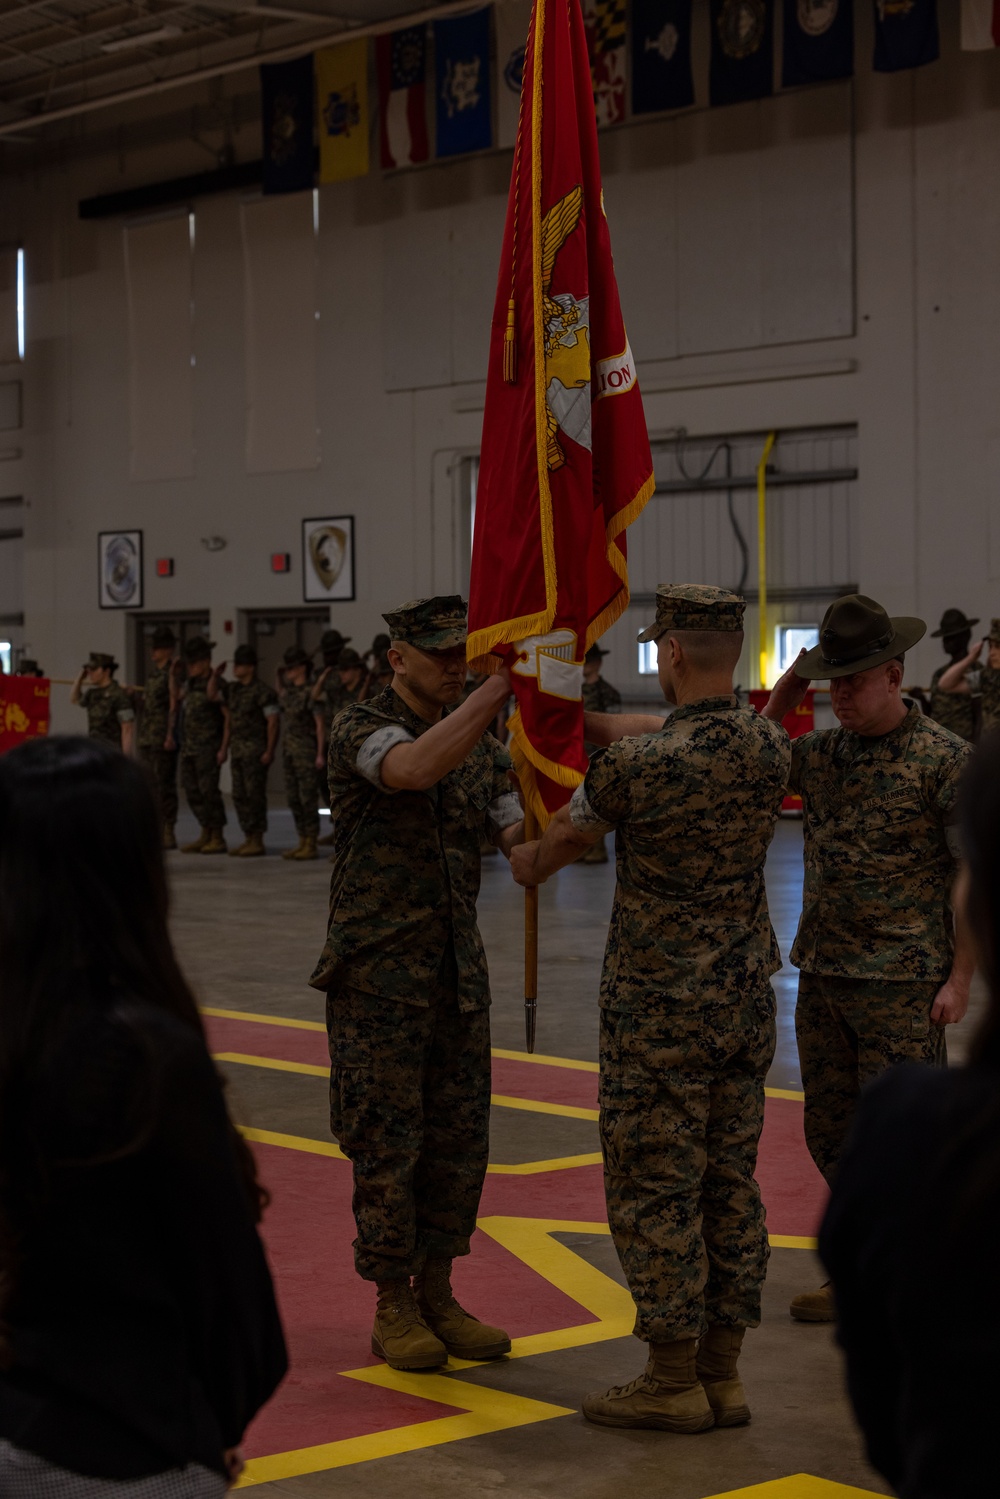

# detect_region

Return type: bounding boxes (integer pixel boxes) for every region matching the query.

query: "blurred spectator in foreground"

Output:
[820,733,999,1499]
[0,737,287,1496]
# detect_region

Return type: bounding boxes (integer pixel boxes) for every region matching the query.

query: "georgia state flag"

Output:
[376,26,430,169]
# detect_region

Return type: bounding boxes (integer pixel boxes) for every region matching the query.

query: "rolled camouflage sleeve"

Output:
[569,744,630,835]
[486,739,520,832]
[931,740,974,859]
[355,724,416,791]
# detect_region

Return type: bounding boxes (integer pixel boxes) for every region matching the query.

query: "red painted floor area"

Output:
[229,1010,829,1462]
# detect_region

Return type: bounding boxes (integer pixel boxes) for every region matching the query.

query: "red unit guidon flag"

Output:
[468,0,653,827]
[0,675,50,754]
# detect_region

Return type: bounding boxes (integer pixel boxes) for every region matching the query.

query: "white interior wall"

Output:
[1,4,999,732]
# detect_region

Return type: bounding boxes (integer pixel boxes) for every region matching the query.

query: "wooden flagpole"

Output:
[523,806,539,1053]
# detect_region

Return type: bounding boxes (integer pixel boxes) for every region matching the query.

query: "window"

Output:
[0,641,11,673]
[16,250,24,360]
[638,640,658,675]
[777,625,818,672]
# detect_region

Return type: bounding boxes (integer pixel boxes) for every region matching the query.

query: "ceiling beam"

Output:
[0,0,474,136]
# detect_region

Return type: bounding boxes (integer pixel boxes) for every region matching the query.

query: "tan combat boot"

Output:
[201,829,227,854]
[162,824,177,851]
[281,839,305,861]
[229,839,250,857]
[238,833,266,857]
[180,828,210,854]
[371,1282,448,1371]
[291,835,319,861]
[697,1325,751,1427]
[414,1259,511,1361]
[582,1338,714,1432]
[790,1282,835,1323]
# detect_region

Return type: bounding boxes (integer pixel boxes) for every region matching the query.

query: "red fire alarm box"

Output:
[271,553,291,574]
[156,558,174,577]
[748,689,814,813]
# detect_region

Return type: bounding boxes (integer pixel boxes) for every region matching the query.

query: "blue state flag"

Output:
[873,0,939,73]
[632,0,694,115]
[261,54,315,194]
[782,0,853,87]
[434,7,493,158]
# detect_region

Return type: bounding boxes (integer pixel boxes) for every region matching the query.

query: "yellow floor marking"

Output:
[769,1235,818,1251]
[235,1211,819,1486]
[491,1092,598,1121]
[203,1005,326,1033]
[215,1052,600,1123]
[766,1086,806,1102]
[237,1373,571,1487]
[705,1479,882,1498]
[492,1045,599,1072]
[238,1120,600,1176]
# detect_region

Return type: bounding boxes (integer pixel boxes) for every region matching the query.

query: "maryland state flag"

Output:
[468,0,653,827]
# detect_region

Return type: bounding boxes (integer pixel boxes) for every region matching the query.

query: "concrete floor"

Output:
[169,804,984,1498]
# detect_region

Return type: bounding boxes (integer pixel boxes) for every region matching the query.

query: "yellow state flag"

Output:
[316,39,369,183]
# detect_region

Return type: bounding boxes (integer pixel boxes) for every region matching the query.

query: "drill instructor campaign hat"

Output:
[151,625,177,650]
[585,643,610,662]
[794,594,926,680]
[85,651,119,672]
[637,584,746,642]
[233,644,258,667]
[931,607,979,638]
[183,637,215,662]
[282,645,313,669]
[336,648,364,670]
[320,629,351,657]
[382,596,468,651]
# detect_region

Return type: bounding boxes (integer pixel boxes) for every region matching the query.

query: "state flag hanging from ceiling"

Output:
[631,0,695,116]
[316,40,369,183]
[260,54,315,195]
[376,25,430,169]
[782,0,853,86]
[709,0,774,106]
[960,0,1000,48]
[435,7,493,157]
[873,0,939,72]
[468,0,654,827]
[583,0,627,126]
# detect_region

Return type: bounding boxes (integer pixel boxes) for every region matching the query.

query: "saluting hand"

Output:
[761,650,810,723]
[510,840,542,888]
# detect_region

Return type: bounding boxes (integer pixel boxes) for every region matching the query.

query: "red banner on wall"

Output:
[0,676,51,753]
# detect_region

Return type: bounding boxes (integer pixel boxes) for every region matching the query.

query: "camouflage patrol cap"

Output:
[233,644,258,666]
[86,651,119,672]
[383,595,468,650]
[637,584,746,642]
[988,618,1000,645]
[183,636,215,662]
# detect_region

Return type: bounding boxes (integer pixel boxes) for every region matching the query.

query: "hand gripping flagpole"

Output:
[523,807,539,1052]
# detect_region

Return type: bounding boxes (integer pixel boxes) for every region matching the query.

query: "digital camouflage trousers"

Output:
[231,752,269,836]
[795,971,946,1184]
[599,983,776,1344]
[138,743,178,826]
[179,748,226,831]
[327,982,491,1282]
[283,746,319,839]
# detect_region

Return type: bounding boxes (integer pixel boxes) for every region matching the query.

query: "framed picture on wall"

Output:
[302,515,355,603]
[98,530,143,610]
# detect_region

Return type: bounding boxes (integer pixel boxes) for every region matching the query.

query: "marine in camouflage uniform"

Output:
[926,607,978,742]
[979,619,1000,733]
[279,645,322,860]
[309,595,522,1372]
[136,624,179,846]
[513,585,789,1433]
[313,630,351,845]
[178,637,229,854]
[763,593,973,1324]
[74,653,135,751]
[227,643,280,856]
